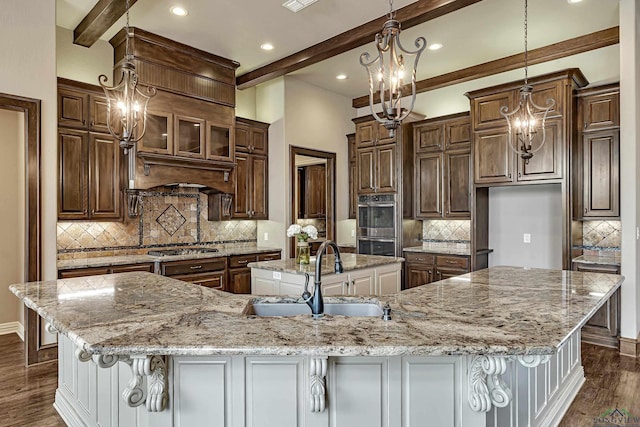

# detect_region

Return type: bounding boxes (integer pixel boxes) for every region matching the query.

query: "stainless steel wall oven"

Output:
[357,194,397,256]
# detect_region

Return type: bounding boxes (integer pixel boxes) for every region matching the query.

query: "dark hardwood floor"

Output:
[0,332,639,426]
[0,334,64,427]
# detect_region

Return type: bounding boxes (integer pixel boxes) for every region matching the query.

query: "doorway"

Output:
[289,146,336,257]
[0,93,48,365]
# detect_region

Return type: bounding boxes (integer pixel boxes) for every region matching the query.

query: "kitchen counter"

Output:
[572,253,621,266]
[57,246,283,270]
[11,266,621,357]
[403,242,493,256]
[11,266,623,426]
[247,253,403,276]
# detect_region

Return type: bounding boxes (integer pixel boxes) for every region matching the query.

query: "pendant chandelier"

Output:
[98,0,156,152]
[359,0,426,137]
[500,0,555,163]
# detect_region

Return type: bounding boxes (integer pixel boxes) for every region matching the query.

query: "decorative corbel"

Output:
[468,355,512,413]
[309,356,328,412]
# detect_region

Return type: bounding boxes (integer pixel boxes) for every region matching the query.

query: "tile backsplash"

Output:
[422,220,470,242]
[57,187,257,255]
[582,220,621,248]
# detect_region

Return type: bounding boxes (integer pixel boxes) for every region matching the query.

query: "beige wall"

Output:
[0,110,25,325]
[56,26,113,84]
[236,86,257,120]
[619,0,640,340]
[0,1,57,287]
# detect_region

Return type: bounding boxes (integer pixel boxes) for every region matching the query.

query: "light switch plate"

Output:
[523,233,531,243]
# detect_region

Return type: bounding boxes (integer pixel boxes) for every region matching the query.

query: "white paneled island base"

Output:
[55,330,583,427]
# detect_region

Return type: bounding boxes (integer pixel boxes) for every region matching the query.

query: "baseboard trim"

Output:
[619,334,640,358]
[54,389,86,427]
[0,321,24,340]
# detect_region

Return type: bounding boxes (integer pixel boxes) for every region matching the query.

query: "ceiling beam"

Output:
[235,0,484,90]
[73,0,139,47]
[352,26,620,108]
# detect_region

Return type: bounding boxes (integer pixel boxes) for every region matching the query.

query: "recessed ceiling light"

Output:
[428,43,443,51]
[336,74,348,80]
[170,6,188,16]
[567,0,583,3]
[260,43,274,51]
[282,0,318,13]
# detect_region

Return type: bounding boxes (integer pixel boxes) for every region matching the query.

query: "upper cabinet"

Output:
[230,118,270,220]
[353,117,398,194]
[412,113,471,219]
[466,69,587,187]
[57,78,123,221]
[574,84,620,219]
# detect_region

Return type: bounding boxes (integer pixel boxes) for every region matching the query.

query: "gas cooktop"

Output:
[147,248,220,257]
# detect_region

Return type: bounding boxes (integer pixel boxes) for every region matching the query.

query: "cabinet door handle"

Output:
[351,280,355,287]
[344,281,350,288]
[190,265,203,270]
[584,207,587,214]
[518,172,521,178]
[508,173,512,179]
[82,119,86,125]
[238,260,249,264]
[584,122,588,129]
[445,260,456,264]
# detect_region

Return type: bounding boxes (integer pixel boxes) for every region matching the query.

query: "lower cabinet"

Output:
[403,252,470,289]
[228,251,282,294]
[573,262,621,348]
[161,258,227,291]
[58,263,154,279]
[251,263,401,296]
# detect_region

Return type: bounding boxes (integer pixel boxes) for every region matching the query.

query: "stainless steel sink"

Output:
[244,301,384,317]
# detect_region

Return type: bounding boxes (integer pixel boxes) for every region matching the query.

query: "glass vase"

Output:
[296,241,310,265]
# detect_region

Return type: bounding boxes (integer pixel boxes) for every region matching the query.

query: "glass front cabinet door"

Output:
[175,115,205,158]
[138,111,173,155]
[206,121,234,162]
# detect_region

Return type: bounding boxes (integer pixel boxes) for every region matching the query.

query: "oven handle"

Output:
[357,237,396,243]
[357,203,395,208]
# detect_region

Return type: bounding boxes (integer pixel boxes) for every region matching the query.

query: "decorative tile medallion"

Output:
[156,204,187,236]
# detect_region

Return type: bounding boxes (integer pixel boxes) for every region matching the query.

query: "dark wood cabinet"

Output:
[58,79,123,221]
[573,262,621,348]
[162,257,227,291]
[413,113,470,219]
[234,153,268,219]
[347,133,357,219]
[298,164,326,219]
[231,118,269,220]
[236,117,268,155]
[415,153,443,218]
[404,252,470,289]
[58,263,154,279]
[357,144,396,194]
[227,251,281,294]
[467,73,581,187]
[575,84,620,219]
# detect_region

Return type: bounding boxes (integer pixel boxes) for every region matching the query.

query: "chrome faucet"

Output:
[301,240,344,319]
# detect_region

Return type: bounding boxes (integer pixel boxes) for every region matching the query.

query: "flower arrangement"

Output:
[286,224,318,242]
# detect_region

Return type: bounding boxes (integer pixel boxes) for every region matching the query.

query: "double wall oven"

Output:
[357,194,397,256]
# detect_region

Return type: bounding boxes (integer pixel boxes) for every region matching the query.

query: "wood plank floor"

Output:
[1,332,639,426]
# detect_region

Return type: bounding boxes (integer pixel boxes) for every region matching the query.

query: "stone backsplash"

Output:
[581,220,621,249]
[295,218,327,237]
[422,220,470,242]
[57,187,257,257]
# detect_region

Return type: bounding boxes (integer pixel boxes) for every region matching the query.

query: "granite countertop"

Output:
[572,254,621,267]
[247,253,403,275]
[10,266,623,358]
[403,242,493,256]
[57,246,283,270]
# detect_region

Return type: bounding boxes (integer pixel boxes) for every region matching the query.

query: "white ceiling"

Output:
[56,0,619,99]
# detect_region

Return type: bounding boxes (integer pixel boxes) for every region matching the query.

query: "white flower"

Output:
[286,224,302,237]
[302,225,318,240]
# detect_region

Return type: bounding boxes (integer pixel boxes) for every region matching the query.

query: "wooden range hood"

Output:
[110,27,239,194]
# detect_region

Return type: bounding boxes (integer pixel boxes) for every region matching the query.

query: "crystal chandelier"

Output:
[359,0,426,137]
[500,0,555,163]
[98,0,156,152]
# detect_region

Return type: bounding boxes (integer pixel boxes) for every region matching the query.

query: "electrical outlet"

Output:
[351,229,355,237]
[273,272,281,280]
[263,232,269,241]
[523,233,531,243]
[637,227,639,240]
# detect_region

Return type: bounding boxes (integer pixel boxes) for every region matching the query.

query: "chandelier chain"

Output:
[125,0,131,61]
[524,0,528,84]
[388,0,396,20]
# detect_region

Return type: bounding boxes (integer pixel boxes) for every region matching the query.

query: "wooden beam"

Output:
[236,0,484,90]
[73,0,138,47]
[352,26,619,108]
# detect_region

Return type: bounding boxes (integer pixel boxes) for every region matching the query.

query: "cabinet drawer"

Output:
[229,254,257,268]
[171,271,226,290]
[573,262,620,274]
[111,263,155,274]
[404,252,435,265]
[161,258,226,276]
[436,255,469,270]
[58,266,110,279]
[257,252,281,262]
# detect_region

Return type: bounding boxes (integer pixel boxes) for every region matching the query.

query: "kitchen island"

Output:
[10,266,623,427]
